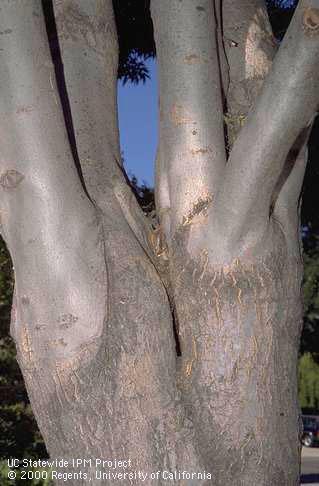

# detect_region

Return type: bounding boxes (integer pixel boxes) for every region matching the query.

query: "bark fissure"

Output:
[170,221,303,484]
[0,0,316,484]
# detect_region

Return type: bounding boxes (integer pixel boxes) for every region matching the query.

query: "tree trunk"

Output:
[1,0,319,484]
[171,227,303,484]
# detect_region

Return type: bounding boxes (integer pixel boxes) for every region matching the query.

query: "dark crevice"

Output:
[172,307,181,356]
[214,0,231,157]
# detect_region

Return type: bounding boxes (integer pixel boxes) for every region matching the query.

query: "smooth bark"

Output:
[1,0,318,484]
[0,2,200,484]
[152,0,317,484]
[151,0,226,236]
[212,0,319,253]
[52,0,156,263]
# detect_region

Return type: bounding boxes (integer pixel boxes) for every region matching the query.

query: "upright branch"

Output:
[151,0,226,239]
[1,0,317,483]
[53,0,156,262]
[211,0,319,258]
[0,0,107,369]
[272,127,311,256]
[150,2,316,482]
[222,0,276,147]
[0,1,206,475]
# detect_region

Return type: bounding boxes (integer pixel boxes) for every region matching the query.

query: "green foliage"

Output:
[129,176,155,215]
[112,0,300,84]
[301,247,319,360]
[299,353,319,411]
[0,403,46,459]
[0,236,13,334]
[0,237,48,485]
[302,117,319,249]
[303,250,319,322]
[112,0,155,84]
[0,461,53,486]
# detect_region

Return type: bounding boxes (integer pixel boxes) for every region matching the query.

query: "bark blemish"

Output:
[198,249,209,281]
[16,105,34,115]
[55,4,96,46]
[196,6,205,12]
[45,338,68,348]
[53,367,75,404]
[184,53,200,65]
[303,7,319,35]
[20,326,34,364]
[148,226,169,260]
[170,104,194,126]
[182,196,213,226]
[0,29,13,35]
[185,336,198,376]
[54,3,113,60]
[190,147,210,156]
[21,295,30,305]
[0,170,25,189]
[245,9,273,80]
[35,325,46,331]
[58,313,78,329]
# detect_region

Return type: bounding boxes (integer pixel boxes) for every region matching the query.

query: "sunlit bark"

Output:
[1,0,319,484]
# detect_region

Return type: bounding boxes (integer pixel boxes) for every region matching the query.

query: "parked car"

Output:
[302,416,319,447]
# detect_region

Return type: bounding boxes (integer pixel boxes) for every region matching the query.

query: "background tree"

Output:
[0,236,49,485]
[299,353,319,411]
[0,0,319,485]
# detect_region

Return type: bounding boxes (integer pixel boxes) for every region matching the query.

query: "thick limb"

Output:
[53,0,155,261]
[0,3,202,481]
[0,0,106,367]
[157,3,308,483]
[151,0,226,236]
[222,0,276,147]
[211,0,319,257]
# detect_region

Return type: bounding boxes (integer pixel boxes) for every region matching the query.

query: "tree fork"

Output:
[152,0,319,484]
[1,0,319,484]
[0,1,202,483]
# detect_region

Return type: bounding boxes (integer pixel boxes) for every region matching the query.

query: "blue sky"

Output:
[117,59,157,187]
[117,1,297,188]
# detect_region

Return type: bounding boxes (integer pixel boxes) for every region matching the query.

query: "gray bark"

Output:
[0,1,201,483]
[152,0,226,238]
[151,0,319,485]
[1,0,319,484]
